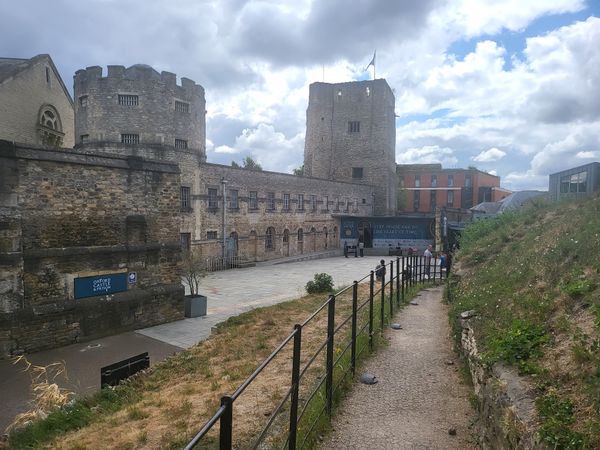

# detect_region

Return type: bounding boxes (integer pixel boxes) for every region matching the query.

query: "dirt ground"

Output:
[319,287,478,449]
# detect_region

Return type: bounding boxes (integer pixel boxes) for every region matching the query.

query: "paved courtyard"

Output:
[0,255,388,431]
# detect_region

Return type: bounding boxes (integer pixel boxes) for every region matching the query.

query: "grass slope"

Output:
[450,195,600,449]
[6,279,418,449]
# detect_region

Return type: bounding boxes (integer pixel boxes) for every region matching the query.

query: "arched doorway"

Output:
[358,221,372,248]
[333,226,339,248]
[323,227,328,249]
[297,228,303,254]
[310,227,316,252]
[283,229,290,257]
[249,230,257,261]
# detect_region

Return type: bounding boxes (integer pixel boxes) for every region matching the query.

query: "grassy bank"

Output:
[450,195,600,449]
[6,277,422,449]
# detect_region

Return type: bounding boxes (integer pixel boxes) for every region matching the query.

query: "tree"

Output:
[181,251,205,297]
[293,165,304,176]
[231,156,263,171]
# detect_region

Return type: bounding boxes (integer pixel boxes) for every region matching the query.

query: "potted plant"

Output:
[182,251,207,317]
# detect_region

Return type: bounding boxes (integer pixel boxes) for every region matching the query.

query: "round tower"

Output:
[304,79,397,216]
[73,64,205,160]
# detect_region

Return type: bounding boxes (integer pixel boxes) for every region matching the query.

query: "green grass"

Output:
[450,194,600,448]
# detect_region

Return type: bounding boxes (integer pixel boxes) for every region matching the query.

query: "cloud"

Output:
[472,147,506,162]
[397,145,459,166]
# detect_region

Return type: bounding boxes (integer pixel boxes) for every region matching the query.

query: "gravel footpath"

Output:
[319,287,477,450]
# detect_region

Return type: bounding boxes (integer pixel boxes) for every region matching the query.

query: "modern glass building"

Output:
[548,162,600,201]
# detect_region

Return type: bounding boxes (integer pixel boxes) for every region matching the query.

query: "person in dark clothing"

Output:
[375,259,386,281]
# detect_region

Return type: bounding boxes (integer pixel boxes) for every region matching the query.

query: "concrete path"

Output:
[320,287,477,450]
[0,255,387,432]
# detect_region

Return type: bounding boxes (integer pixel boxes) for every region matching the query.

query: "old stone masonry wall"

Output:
[0,140,184,357]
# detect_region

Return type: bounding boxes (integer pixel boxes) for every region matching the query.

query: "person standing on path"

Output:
[424,244,432,278]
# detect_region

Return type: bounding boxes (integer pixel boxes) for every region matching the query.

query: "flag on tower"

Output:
[365,50,376,71]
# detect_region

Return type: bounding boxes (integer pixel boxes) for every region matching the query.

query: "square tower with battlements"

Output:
[303,79,396,216]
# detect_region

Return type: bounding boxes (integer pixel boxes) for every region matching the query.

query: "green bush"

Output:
[305,273,334,294]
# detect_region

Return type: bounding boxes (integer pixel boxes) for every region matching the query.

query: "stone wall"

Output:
[191,163,374,263]
[0,140,184,357]
[74,64,205,159]
[304,80,396,216]
[0,55,74,147]
[460,308,542,449]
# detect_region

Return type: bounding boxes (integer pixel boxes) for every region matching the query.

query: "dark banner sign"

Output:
[74,273,128,299]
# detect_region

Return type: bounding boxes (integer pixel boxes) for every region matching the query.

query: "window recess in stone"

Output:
[297,194,304,211]
[207,231,218,240]
[180,186,191,210]
[208,188,218,209]
[267,192,276,211]
[180,232,191,250]
[352,167,363,179]
[79,96,88,107]
[249,191,259,210]
[229,189,239,209]
[283,193,290,211]
[121,134,139,144]
[175,100,190,113]
[348,121,360,133]
[175,139,188,149]
[118,94,139,106]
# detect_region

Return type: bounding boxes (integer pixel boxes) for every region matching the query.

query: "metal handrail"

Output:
[185,255,444,449]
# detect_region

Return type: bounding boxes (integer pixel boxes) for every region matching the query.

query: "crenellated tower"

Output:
[73,64,205,160]
[303,79,396,216]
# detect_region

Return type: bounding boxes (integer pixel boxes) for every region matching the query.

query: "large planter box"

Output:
[184,295,207,318]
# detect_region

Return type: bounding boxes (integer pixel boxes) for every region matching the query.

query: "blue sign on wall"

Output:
[74,273,128,299]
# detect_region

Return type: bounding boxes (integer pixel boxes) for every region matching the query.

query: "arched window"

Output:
[283,229,289,244]
[37,105,64,148]
[297,228,303,242]
[265,227,275,251]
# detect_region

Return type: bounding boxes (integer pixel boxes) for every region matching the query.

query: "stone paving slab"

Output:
[319,287,477,450]
[136,255,387,347]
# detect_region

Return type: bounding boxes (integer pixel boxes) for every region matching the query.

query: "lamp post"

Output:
[221,177,227,259]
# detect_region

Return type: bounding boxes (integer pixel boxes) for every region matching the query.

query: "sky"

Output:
[1,0,599,191]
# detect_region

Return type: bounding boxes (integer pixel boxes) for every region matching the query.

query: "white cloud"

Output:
[398,145,459,166]
[472,147,506,162]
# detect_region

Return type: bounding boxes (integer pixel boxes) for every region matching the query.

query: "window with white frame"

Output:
[175,101,189,113]
[249,191,258,209]
[208,188,218,209]
[121,134,139,144]
[267,192,275,211]
[229,189,238,209]
[180,186,191,209]
[297,193,304,210]
[283,193,290,210]
[175,139,188,149]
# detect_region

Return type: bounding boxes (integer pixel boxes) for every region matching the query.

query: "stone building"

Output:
[74,64,205,156]
[0,140,184,356]
[304,80,397,216]
[0,54,74,148]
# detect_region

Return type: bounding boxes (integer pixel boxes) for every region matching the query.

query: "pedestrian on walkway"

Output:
[424,245,432,278]
[375,259,386,281]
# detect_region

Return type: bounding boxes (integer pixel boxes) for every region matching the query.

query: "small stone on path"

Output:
[448,428,457,436]
[410,300,419,305]
[360,373,378,385]
[391,323,402,329]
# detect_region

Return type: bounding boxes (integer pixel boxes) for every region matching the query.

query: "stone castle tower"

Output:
[303,79,396,216]
[73,64,205,160]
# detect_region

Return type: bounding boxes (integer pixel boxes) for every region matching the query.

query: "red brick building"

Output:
[397,164,511,213]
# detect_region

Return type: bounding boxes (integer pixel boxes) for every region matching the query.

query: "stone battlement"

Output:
[74,64,204,97]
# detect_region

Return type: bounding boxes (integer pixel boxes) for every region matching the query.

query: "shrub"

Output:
[305,273,334,294]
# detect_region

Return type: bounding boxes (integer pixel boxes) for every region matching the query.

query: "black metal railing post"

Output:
[396,257,400,305]
[369,271,374,349]
[220,395,233,450]
[401,256,405,303]
[389,260,394,317]
[351,281,358,375]
[288,324,302,450]
[325,294,335,416]
[380,271,385,332]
